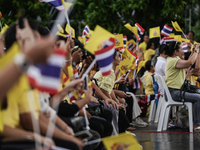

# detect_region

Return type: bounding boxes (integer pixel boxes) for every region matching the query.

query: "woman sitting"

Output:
[165,41,200,132]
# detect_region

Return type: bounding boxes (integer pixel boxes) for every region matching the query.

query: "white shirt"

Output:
[155,56,166,95]
[155,56,166,76]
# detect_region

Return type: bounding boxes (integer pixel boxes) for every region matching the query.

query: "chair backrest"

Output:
[156,74,174,103]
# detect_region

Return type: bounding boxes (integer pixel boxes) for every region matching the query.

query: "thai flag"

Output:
[164,37,175,45]
[82,25,90,36]
[127,42,136,51]
[182,43,188,52]
[159,37,166,45]
[123,36,127,49]
[161,24,173,37]
[128,49,137,59]
[145,94,161,103]
[95,38,115,76]
[27,48,65,94]
[135,23,145,42]
[39,0,65,12]
[132,78,142,89]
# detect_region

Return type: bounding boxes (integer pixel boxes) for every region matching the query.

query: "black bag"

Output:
[87,101,104,116]
[180,79,200,103]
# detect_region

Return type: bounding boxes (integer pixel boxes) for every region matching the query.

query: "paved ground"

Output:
[133,118,199,150]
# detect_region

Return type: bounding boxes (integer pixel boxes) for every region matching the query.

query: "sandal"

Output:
[126,126,136,131]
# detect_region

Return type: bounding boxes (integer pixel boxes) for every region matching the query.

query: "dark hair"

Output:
[37,25,50,36]
[146,39,154,50]
[5,18,38,51]
[159,44,168,55]
[188,31,195,37]
[145,60,152,71]
[165,41,180,57]
[113,49,119,59]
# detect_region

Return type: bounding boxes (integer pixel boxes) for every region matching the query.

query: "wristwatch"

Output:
[14,53,31,73]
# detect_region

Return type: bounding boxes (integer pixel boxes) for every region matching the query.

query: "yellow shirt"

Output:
[93,69,115,94]
[165,56,185,89]
[139,42,147,54]
[144,49,155,61]
[144,72,154,95]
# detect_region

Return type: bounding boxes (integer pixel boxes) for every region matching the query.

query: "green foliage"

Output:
[0,0,51,26]
[192,20,200,42]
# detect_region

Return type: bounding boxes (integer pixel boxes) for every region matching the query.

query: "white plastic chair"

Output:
[148,100,156,122]
[154,95,164,123]
[156,75,193,132]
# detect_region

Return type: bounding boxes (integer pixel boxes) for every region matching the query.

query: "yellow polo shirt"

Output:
[144,49,155,61]
[165,56,185,89]
[93,69,115,94]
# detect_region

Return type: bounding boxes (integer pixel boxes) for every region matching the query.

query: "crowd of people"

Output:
[0,15,200,150]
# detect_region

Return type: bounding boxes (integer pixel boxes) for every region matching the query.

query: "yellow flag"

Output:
[84,25,114,54]
[171,21,182,32]
[114,34,123,49]
[102,132,142,150]
[169,33,175,36]
[57,24,64,33]
[122,49,136,63]
[78,36,86,45]
[169,35,182,45]
[61,0,73,11]
[118,58,133,74]
[87,30,94,38]
[1,24,9,35]
[65,24,75,38]
[149,26,160,39]
[124,23,138,35]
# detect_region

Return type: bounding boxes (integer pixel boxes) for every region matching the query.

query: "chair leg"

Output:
[148,100,155,122]
[157,103,167,131]
[163,106,171,130]
[172,106,177,117]
[154,97,163,123]
[186,103,193,132]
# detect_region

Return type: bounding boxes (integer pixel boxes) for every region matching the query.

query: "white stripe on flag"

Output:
[99,63,113,73]
[27,66,61,89]
[47,55,64,66]
[95,48,115,60]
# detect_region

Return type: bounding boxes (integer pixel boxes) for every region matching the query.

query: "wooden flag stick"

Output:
[182,31,193,46]
[64,11,72,40]
[27,91,42,150]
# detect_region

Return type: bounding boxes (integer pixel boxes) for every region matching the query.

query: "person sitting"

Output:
[165,41,200,132]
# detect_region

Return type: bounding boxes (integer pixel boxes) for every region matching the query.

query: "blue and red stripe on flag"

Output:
[95,38,115,76]
[27,48,65,94]
[161,24,173,37]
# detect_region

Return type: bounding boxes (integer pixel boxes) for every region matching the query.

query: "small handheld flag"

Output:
[171,21,182,32]
[114,34,123,49]
[123,36,127,49]
[27,48,65,94]
[135,23,145,41]
[149,26,160,39]
[132,78,142,89]
[161,24,173,37]
[145,94,161,103]
[182,43,188,52]
[95,38,115,76]
[82,24,90,36]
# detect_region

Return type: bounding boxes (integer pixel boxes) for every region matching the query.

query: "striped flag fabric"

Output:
[145,94,161,103]
[161,24,173,37]
[82,24,90,36]
[122,68,133,78]
[27,48,65,94]
[182,43,188,52]
[123,36,127,49]
[39,0,65,12]
[94,37,115,76]
[127,42,136,51]
[132,78,142,89]
[135,23,145,42]
[86,38,90,44]
[164,37,175,45]
[159,37,166,45]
